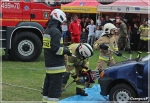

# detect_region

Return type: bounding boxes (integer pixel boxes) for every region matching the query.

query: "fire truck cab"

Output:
[0,0,61,61]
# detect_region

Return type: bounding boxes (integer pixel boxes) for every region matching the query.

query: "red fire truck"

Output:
[0,0,61,61]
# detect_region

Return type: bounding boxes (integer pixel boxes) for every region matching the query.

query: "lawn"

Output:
[1,49,148,101]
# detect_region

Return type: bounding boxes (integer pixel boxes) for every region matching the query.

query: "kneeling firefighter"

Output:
[62,43,93,96]
[93,23,122,70]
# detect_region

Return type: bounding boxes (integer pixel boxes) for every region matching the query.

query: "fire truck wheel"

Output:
[10,31,42,62]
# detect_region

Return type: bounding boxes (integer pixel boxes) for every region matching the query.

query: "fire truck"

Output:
[0,0,61,61]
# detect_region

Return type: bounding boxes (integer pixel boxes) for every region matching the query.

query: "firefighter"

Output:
[42,9,72,103]
[62,43,93,96]
[93,23,122,70]
[138,18,150,52]
[118,17,131,53]
[69,15,81,43]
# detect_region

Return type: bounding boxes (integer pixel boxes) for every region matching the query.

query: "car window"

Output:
[141,54,150,61]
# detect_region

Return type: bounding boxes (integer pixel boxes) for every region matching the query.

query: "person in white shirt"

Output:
[86,20,96,47]
[61,21,68,37]
[61,21,68,44]
[148,20,150,25]
[96,15,101,26]
[95,26,103,41]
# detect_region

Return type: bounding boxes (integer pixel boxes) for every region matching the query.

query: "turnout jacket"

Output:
[69,21,81,35]
[43,19,66,74]
[138,24,150,41]
[65,43,89,74]
[93,34,118,61]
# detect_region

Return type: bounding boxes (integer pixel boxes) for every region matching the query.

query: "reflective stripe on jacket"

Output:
[139,24,150,41]
[43,27,66,74]
[93,35,118,61]
[140,36,150,41]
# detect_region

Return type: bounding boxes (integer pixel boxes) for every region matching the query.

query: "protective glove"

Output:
[115,51,122,56]
[99,44,109,50]
[81,67,89,73]
[64,48,72,56]
[71,75,79,82]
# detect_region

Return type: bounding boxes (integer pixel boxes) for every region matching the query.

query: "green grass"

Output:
[1,49,148,101]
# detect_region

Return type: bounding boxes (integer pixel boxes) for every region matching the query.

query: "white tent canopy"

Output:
[97,0,150,14]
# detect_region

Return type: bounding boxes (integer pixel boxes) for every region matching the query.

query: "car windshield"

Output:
[141,54,150,61]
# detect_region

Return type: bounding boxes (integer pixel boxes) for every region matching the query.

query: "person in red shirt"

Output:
[69,15,81,43]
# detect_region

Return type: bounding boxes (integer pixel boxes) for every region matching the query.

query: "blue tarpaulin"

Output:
[59,84,109,103]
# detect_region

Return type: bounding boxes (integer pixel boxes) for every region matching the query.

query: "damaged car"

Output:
[98,54,149,102]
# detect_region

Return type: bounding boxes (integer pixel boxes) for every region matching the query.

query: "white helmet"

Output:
[78,43,93,58]
[103,23,117,34]
[50,9,67,23]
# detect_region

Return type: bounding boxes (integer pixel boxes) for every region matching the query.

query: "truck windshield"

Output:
[34,0,61,6]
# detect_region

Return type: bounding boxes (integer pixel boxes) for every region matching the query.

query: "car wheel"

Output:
[109,83,137,102]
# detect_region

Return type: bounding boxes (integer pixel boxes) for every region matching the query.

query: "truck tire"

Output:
[10,31,42,62]
[109,83,137,102]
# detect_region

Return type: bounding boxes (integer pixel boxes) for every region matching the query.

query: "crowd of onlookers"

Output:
[61,14,149,52]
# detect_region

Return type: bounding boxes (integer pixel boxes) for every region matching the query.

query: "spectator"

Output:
[61,21,68,44]
[80,28,87,43]
[96,15,101,26]
[85,17,90,36]
[95,26,103,41]
[148,20,150,25]
[76,15,81,23]
[66,18,72,45]
[114,28,120,44]
[135,16,140,27]
[101,16,113,26]
[115,23,120,44]
[86,20,96,47]
[69,15,81,43]
[130,23,139,51]
[118,17,131,53]
[85,17,90,25]
[100,17,105,25]
[112,20,116,25]
[128,17,136,34]
[80,17,86,30]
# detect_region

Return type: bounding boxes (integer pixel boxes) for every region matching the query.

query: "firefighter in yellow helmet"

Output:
[62,43,93,96]
[93,23,122,70]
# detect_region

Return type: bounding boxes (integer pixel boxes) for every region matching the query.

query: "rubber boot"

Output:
[76,87,88,96]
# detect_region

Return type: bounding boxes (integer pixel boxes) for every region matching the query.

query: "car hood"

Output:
[103,59,147,79]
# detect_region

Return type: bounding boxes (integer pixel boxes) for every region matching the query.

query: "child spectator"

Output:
[95,26,103,40]
[114,23,120,44]
[114,29,120,44]
[80,28,87,43]
[61,21,68,44]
